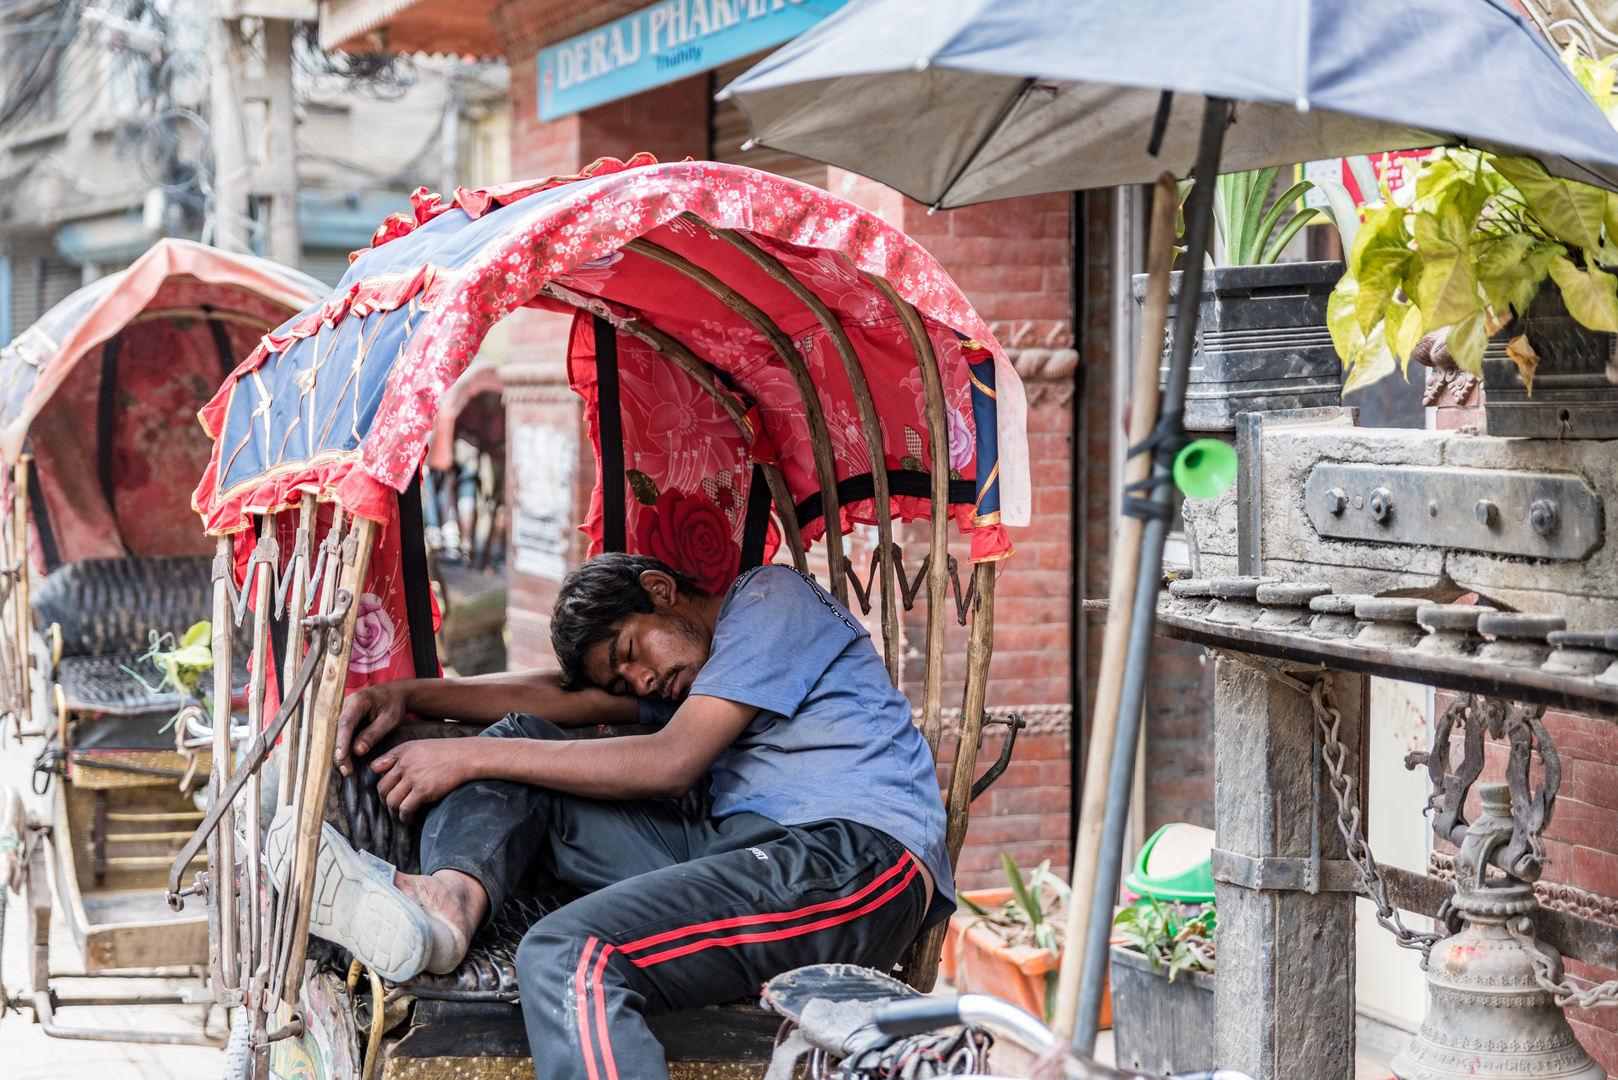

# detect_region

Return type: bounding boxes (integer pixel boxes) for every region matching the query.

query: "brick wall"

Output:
[1436,691,1618,1073]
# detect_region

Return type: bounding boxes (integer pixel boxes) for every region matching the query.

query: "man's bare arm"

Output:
[334,670,639,775]
[370,695,758,819]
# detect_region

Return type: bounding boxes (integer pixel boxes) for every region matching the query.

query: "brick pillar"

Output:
[500,51,709,669]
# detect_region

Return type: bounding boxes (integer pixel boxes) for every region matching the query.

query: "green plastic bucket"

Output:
[1123,823,1216,905]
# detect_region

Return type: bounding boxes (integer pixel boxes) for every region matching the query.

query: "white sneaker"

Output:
[264,806,433,982]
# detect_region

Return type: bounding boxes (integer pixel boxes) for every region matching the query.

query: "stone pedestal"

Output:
[1213,659,1365,1080]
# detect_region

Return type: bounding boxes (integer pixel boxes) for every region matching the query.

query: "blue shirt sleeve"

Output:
[688,566,860,718]
[638,697,679,726]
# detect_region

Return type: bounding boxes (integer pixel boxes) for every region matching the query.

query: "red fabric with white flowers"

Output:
[192,158,1027,575]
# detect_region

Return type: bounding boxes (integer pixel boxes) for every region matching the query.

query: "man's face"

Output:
[582,608,713,701]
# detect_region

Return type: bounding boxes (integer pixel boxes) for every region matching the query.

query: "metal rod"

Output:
[31,990,228,1047]
[1072,95,1230,1053]
[209,535,239,990]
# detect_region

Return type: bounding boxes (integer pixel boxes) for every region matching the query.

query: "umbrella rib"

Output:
[538,285,809,577]
[622,237,847,606]
[932,76,1036,211]
[700,222,900,686]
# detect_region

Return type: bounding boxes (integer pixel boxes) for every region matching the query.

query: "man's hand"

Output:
[372,739,487,822]
[335,683,410,777]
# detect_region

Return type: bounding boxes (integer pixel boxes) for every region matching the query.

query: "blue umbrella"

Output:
[729,0,1618,1060]
[723,0,1618,208]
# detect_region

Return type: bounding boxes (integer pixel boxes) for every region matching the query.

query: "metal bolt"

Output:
[1476,498,1498,527]
[1529,499,1558,537]
[1369,487,1392,524]
[1323,487,1347,515]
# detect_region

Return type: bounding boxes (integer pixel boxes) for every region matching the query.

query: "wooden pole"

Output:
[279,514,375,1005]
[707,228,900,683]
[538,287,812,576]
[907,561,996,992]
[1050,173,1179,1040]
[864,275,950,755]
[623,239,849,605]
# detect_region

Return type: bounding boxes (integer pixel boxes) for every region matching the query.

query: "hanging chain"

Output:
[1508,908,1618,1008]
[1309,673,1446,962]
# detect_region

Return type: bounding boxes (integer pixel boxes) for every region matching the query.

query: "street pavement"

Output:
[0,733,227,1080]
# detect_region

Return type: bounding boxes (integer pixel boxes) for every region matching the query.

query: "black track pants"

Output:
[418,714,928,1080]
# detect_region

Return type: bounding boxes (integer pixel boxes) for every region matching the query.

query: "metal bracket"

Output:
[1210,848,1360,892]
[1305,464,1601,560]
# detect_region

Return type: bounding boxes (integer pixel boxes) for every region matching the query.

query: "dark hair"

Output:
[550,553,703,690]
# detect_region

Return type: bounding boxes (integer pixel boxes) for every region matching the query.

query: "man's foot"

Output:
[394,871,480,975]
[264,807,433,982]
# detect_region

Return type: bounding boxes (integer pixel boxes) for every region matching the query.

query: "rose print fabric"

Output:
[192,158,1027,582]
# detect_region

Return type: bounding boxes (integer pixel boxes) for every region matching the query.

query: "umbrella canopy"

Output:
[723,0,1618,208]
[192,158,1028,590]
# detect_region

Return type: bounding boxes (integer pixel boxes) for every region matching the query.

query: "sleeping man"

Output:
[266,552,954,1080]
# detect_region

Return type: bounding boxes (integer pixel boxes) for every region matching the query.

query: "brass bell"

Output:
[1393,783,1603,1080]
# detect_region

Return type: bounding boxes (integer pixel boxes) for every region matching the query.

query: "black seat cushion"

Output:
[57,648,252,717]
[34,555,252,658]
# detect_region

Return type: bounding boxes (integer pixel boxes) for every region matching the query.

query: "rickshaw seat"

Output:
[33,555,246,657]
[35,555,252,725]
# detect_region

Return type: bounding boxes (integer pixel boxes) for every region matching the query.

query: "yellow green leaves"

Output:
[1330,277,1397,392]
[1385,299,1425,367]
[1491,156,1609,252]
[1547,254,1618,333]
[1412,202,1480,329]
[1350,203,1414,334]
[1445,312,1489,377]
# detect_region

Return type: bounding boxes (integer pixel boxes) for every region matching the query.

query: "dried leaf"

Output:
[1506,334,1541,397]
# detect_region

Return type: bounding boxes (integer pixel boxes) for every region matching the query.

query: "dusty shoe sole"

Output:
[265,806,432,982]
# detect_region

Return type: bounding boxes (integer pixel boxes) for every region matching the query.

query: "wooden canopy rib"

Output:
[865,274,952,756]
[703,224,901,687]
[539,287,809,575]
[622,238,848,606]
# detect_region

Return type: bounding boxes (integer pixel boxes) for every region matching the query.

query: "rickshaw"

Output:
[0,238,326,1044]
[168,155,1033,1079]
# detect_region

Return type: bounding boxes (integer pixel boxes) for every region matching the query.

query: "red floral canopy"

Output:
[194,157,1031,595]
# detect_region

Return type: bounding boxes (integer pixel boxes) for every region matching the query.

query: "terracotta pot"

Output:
[944,888,1112,1029]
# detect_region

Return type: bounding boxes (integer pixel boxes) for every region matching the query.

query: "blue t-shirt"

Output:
[640,565,955,929]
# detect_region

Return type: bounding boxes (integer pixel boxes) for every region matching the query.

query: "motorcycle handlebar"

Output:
[871,995,1255,1080]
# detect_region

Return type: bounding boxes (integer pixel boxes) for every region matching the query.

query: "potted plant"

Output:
[1331,46,1618,437]
[945,855,1073,1026]
[1139,167,1353,431]
[1109,899,1217,1076]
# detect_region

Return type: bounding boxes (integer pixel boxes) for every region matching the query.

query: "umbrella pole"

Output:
[1066,95,1231,1054]
[1049,170,1178,1041]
